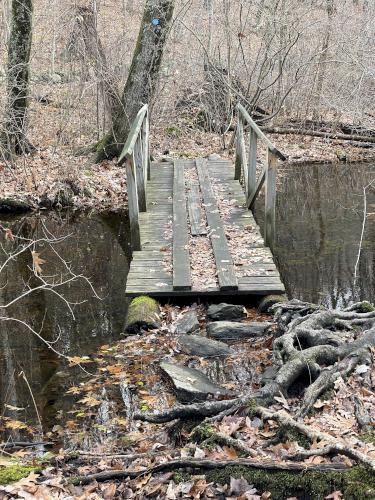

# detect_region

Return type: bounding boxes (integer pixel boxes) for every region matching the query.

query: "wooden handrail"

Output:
[118,104,149,163]
[234,103,286,248]
[236,103,286,161]
[118,104,150,252]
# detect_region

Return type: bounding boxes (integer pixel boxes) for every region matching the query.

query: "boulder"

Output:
[207,303,246,321]
[207,321,271,340]
[160,361,232,402]
[175,310,199,334]
[125,296,161,334]
[258,294,287,314]
[177,334,234,357]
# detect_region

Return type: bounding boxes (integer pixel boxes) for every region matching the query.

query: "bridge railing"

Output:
[234,103,286,247]
[118,104,150,251]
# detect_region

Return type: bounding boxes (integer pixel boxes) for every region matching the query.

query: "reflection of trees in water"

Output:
[256,163,375,307]
[0,212,130,432]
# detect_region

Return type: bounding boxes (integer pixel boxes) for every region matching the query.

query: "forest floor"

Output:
[1,100,375,214]
[0,301,374,499]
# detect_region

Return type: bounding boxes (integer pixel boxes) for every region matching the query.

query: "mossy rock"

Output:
[258,294,287,314]
[125,295,161,333]
[0,465,40,485]
[206,466,375,500]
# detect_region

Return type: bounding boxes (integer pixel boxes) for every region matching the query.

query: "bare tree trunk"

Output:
[2,0,34,157]
[68,2,119,121]
[96,0,175,161]
[312,0,334,120]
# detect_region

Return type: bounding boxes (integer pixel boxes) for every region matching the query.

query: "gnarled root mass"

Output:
[258,299,375,414]
[136,299,375,474]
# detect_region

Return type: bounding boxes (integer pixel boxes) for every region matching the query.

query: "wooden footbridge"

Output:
[119,104,286,298]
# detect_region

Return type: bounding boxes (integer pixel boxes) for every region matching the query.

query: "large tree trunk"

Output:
[2,0,33,157]
[96,0,175,161]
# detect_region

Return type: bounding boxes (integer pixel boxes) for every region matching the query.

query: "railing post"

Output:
[126,156,141,251]
[144,112,151,181]
[248,129,257,196]
[264,150,277,248]
[234,115,243,180]
[134,139,147,212]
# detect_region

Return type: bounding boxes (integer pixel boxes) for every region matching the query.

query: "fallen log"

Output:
[125,295,161,334]
[262,127,375,144]
[71,457,347,485]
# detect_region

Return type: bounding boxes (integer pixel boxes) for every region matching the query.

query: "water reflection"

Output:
[0,211,130,434]
[256,162,375,308]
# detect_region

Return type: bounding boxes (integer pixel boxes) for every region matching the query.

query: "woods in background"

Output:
[0,0,373,161]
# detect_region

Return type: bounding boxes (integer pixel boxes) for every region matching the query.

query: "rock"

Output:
[160,362,232,402]
[125,295,161,334]
[175,311,200,334]
[177,334,234,357]
[0,198,32,213]
[208,153,221,161]
[207,321,271,340]
[258,294,287,314]
[207,303,246,321]
[50,72,63,84]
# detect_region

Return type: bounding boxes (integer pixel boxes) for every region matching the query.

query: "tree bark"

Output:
[96,0,175,161]
[2,0,33,156]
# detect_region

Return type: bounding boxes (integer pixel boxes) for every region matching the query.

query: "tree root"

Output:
[254,406,375,472]
[134,399,240,423]
[71,457,347,485]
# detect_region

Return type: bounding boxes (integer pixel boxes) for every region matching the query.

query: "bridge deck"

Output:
[125,158,285,298]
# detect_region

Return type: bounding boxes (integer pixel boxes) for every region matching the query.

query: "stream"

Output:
[0,161,374,435]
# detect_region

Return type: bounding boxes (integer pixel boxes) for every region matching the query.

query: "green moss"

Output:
[166,125,182,138]
[360,431,375,446]
[356,301,375,313]
[126,295,160,333]
[172,472,191,484]
[0,465,40,485]
[206,466,375,500]
[247,398,258,418]
[191,424,215,442]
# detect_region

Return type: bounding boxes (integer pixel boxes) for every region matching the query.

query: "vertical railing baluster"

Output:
[126,155,141,251]
[264,150,277,248]
[144,112,151,181]
[134,135,147,212]
[234,115,243,180]
[248,129,257,196]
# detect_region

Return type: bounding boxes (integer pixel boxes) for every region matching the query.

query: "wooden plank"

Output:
[187,181,206,236]
[172,161,191,291]
[196,159,238,291]
[248,129,257,195]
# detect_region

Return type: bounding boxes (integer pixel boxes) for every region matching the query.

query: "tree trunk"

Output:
[68,3,119,121]
[2,0,33,156]
[96,0,175,161]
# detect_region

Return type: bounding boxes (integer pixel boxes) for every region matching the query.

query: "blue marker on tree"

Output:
[152,18,160,26]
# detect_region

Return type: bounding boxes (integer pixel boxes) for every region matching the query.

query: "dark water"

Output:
[0,211,131,435]
[1,162,375,434]
[255,162,375,308]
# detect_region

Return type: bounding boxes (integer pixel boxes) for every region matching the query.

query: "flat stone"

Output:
[160,362,232,402]
[175,311,200,334]
[177,334,234,357]
[207,303,247,321]
[207,321,271,340]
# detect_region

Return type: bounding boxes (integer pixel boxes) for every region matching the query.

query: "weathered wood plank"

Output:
[172,161,191,291]
[187,181,206,236]
[196,159,238,291]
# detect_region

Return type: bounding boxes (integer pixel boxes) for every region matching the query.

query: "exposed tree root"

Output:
[254,406,375,472]
[72,457,347,485]
[134,399,240,423]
